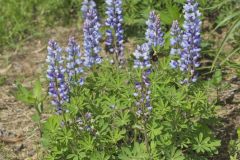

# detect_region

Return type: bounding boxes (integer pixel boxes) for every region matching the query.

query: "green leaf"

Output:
[119,143,149,160]
[114,111,130,127]
[15,82,35,105]
[166,147,185,160]
[193,133,221,153]
[212,69,222,86]
[79,135,94,151]
[33,79,42,99]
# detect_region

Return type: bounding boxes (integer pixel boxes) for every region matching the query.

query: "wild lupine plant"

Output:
[83,8,102,67]
[46,40,69,113]
[145,11,164,50]
[179,0,202,83]
[43,1,221,159]
[105,0,124,61]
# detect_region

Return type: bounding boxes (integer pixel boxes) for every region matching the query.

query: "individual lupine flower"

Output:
[180,0,202,83]
[66,37,84,85]
[170,20,182,69]
[46,40,69,113]
[105,0,124,59]
[81,0,96,19]
[83,8,102,67]
[145,11,164,49]
[133,43,151,69]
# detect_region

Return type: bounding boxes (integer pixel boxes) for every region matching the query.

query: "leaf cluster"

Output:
[42,58,220,160]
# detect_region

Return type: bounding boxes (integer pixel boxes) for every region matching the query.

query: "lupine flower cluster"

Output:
[83,8,102,67]
[81,0,96,19]
[179,0,202,83]
[46,40,69,113]
[145,11,164,49]
[133,43,152,117]
[105,0,124,59]
[46,0,203,114]
[134,69,152,117]
[66,37,84,85]
[170,20,182,69]
[133,43,151,69]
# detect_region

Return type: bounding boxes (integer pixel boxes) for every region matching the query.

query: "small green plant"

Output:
[15,79,45,135]
[228,128,240,160]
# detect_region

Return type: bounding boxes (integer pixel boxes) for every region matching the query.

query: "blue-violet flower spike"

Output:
[105,0,124,59]
[83,8,102,67]
[46,40,69,113]
[81,0,96,19]
[170,20,182,69]
[66,37,84,85]
[180,0,202,83]
[146,11,164,49]
[133,43,151,69]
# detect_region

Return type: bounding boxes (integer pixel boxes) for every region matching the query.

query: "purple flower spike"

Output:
[133,43,152,118]
[83,8,102,67]
[134,70,152,118]
[66,37,84,85]
[170,20,182,69]
[180,0,202,83]
[146,11,164,49]
[46,40,69,113]
[81,0,96,19]
[133,43,151,69]
[105,0,124,60]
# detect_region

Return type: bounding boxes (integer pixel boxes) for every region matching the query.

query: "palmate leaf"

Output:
[114,111,130,127]
[108,129,126,144]
[119,142,149,160]
[147,121,162,140]
[193,133,221,154]
[16,82,35,105]
[165,147,185,160]
[79,135,94,152]
[90,152,110,160]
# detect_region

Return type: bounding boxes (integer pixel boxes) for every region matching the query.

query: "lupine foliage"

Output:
[42,0,223,159]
